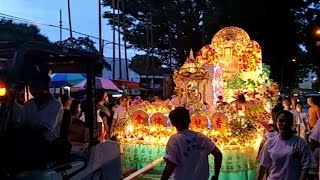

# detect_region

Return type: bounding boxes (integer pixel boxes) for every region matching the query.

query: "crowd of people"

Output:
[2,71,320,180]
[161,96,320,180]
[0,73,132,176]
[256,96,320,180]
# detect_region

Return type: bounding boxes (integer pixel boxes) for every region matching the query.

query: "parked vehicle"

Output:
[0,41,121,180]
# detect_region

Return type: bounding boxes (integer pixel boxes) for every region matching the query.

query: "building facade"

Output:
[299,71,318,90]
[102,57,140,83]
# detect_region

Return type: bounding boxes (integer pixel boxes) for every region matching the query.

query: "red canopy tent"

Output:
[111,79,148,90]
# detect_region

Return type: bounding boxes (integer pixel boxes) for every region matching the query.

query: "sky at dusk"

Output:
[0,0,139,58]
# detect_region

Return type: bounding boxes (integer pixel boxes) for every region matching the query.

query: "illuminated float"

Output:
[114,27,280,179]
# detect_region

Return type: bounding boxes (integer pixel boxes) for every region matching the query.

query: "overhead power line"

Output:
[0,12,127,47]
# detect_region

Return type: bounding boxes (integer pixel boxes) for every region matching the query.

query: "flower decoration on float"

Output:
[131,96,144,105]
[238,40,262,72]
[112,26,278,151]
[112,98,264,149]
[196,45,219,65]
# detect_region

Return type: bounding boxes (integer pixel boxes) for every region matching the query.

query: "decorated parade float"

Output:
[113,27,280,179]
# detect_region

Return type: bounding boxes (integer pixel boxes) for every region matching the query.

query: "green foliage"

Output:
[295,5,320,77]
[103,0,320,87]
[102,0,216,66]
[260,64,271,79]
[55,37,98,53]
[129,54,172,75]
[312,79,320,91]
[226,64,272,90]
[56,37,111,71]
[225,77,257,90]
[0,19,49,43]
[129,54,161,69]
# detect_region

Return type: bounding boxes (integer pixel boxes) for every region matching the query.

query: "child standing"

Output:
[161,107,223,180]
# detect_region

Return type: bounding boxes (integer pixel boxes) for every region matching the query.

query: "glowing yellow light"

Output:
[254,135,263,150]
[126,124,134,133]
[203,130,208,135]
[0,88,6,96]
[111,26,277,153]
[224,47,231,55]
[150,126,156,132]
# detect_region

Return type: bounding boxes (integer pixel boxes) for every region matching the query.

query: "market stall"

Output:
[113,26,280,179]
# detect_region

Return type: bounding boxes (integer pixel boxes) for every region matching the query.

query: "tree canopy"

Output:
[55,37,111,71]
[103,0,320,88]
[55,37,98,53]
[296,4,320,70]
[0,19,50,43]
[129,54,172,75]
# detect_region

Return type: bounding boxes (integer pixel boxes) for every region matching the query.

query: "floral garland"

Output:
[196,40,262,72]
[224,64,279,106]
[113,98,265,149]
[114,117,263,148]
[131,96,144,105]
[238,40,262,72]
[196,45,219,65]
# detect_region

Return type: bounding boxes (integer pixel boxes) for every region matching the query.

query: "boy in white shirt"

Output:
[111,96,128,132]
[282,98,301,133]
[296,102,310,140]
[161,107,222,180]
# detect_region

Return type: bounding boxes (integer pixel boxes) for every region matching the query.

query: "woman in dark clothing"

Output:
[70,100,81,119]
[68,100,87,142]
[60,94,73,139]
[79,96,87,119]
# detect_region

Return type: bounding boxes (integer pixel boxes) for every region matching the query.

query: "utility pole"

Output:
[59,9,62,42]
[67,0,73,47]
[122,0,129,80]
[98,0,102,53]
[150,8,155,94]
[112,0,116,79]
[117,0,122,79]
[169,24,172,69]
[201,11,205,46]
[98,0,104,78]
[145,10,150,88]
